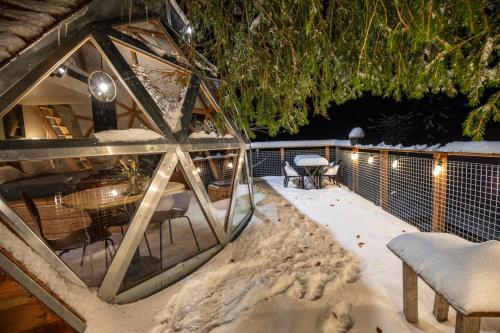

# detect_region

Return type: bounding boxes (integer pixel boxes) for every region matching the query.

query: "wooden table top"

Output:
[61,181,185,210]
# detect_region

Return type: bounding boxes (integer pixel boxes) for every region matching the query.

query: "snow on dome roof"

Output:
[348,127,365,138]
[0,0,90,66]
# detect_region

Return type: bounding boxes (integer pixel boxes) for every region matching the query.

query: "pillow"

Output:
[0,166,28,184]
[19,160,56,177]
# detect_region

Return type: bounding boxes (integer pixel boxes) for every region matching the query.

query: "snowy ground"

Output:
[1,177,499,332]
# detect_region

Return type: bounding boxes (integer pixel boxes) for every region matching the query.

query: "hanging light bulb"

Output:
[54,65,67,77]
[392,159,399,169]
[433,161,443,177]
[351,152,358,161]
[227,162,234,169]
[88,71,116,102]
[368,156,374,164]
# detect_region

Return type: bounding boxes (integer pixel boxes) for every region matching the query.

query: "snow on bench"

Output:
[387,232,500,332]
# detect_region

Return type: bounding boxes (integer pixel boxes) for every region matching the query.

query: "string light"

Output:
[196,167,201,173]
[392,159,399,169]
[351,152,358,161]
[368,156,374,164]
[433,160,443,177]
[227,162,233,169]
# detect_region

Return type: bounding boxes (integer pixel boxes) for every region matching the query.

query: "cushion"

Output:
[387,232,500,315]
[0,166,27,184]
[19,160,57,176]
[284,161,299,177]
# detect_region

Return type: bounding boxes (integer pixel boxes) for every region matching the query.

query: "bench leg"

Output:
[403,262,418,323]
[433,292,449,322]
[455,312,480,333]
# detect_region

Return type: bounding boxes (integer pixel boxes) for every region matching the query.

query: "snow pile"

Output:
[250,139,351,149]
[438,141,500,154]
[251,139,500,154]
[152,187,360,332]
[93,128,164,143]
[294,154,329,166]
[188,131,234,139]
[131,64,187,132]
[349,127,365,139]
[387,232,500,314]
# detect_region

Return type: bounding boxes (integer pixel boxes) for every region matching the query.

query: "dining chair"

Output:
[149,191,200,270]
[320,160,341,186]
[281,161,303,188]
[21,191,115,268]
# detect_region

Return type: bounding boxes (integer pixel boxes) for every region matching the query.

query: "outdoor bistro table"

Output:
[293,154,329,189]
[61,181,185,281]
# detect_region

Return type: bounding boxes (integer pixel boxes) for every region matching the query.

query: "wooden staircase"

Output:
[35,106,92,171]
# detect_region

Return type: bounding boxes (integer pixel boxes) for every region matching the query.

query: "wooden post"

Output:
[280,147,285,176]
[335,146,341,163]
[380,150,389,210]
[403,262,418,323]
[352,147,359,193]
[456,313,480,333]
[325,145,330,162]
[433,293,449,322]
[432,153,448,232]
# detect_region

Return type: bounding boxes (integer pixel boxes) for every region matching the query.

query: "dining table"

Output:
[61,180,186,282]
[293,154,329,189]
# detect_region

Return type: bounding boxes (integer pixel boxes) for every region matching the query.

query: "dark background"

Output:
[254,91,500,145]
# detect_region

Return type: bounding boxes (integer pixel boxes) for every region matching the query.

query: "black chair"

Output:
[320,160,341,186]
[282,161,303,188]
[149,191,200,270]
[21,191,115,267]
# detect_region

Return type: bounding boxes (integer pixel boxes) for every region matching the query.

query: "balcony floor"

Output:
[1,177,499,332]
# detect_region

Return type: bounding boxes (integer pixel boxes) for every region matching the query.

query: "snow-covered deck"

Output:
[2,177,499,332]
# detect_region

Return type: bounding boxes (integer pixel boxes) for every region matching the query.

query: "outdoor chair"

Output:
[388,232,500,333]
[21,191,115,268]
[281,161,302,188]
[320,160,341,186]
[150,191,200,270]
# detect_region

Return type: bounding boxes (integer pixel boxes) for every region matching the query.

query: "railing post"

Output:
[432,153,448,232]
[380,150,389,210]
[325,145,330,162]
[280,147,285,176]
[352,147,359,193]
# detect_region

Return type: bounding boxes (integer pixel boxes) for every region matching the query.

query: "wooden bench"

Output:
[387,232,500,333]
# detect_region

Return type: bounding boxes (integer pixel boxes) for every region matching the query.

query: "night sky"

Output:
[254,91,500,145]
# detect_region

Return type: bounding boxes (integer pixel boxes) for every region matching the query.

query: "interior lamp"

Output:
[227,162,234,169]
[54,65,67,77]
[88,71,116,102]
[196,167,201,173]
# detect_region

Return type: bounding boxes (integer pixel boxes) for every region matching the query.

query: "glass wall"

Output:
[0,40,159,141]
[231,157,252,229]
[190,150,238,224]
[119,161,219,292]
[0,153,162,287]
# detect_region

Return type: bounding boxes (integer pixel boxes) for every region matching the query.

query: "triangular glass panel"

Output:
[231,156,253,231]
[113,19,188,65]
[0,152,163,287]
[187,85,236,140]
[0,39,161,140]
[112,39,191,134]
[188,149,239,224]
[118,160,219,292]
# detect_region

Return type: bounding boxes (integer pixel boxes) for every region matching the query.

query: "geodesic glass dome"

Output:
[0,16,253,304]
